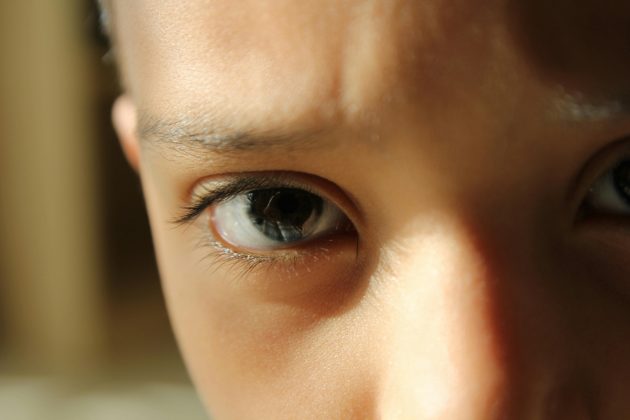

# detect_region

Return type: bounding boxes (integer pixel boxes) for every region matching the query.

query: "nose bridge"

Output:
[376,217,521,419]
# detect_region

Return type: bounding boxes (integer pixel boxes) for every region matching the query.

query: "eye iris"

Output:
[247,189,323,242]
[613,161,630,204]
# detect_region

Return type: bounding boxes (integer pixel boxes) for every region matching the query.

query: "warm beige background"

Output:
[0,1,206,418]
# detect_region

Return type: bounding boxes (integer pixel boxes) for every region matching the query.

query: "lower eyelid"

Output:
[198,228,360,281]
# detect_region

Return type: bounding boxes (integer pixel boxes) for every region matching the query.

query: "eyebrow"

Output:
[138,113,332,156]
[138,89,630,155]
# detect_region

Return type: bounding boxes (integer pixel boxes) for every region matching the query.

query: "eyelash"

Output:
[193,233,283,279]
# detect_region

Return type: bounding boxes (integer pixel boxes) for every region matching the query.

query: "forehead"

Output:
[112,0,630,134]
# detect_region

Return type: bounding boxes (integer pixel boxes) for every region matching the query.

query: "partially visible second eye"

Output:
[586,160,630,215]
[211,188,352,251]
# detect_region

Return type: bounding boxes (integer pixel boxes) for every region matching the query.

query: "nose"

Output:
[373,216,574,419]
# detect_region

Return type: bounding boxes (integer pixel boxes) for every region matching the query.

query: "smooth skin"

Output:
[109,0,630,418]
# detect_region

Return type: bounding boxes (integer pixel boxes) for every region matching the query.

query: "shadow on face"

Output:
[508,0,630,95]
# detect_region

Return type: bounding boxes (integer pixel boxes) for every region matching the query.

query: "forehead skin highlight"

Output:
[111,0,520,135]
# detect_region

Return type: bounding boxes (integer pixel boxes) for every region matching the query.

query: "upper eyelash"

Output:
[172,174,317,225]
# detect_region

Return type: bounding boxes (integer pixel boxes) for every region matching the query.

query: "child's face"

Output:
[111,0,630,418]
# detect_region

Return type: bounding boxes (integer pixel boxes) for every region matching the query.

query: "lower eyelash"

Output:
[207,238,276,266]
[193,230,308,281]
[195,232,272,269]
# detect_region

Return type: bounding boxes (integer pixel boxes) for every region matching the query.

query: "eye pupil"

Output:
[613,160,630,204]
[247,189,323,242]
[276,194,300,214]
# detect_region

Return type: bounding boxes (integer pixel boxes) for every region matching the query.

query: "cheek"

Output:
[155,229,363,371]
[156,244,380,417]
[140,167,378,415]
[577,226,630,302]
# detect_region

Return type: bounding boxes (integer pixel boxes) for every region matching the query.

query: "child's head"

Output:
[107,1,630,418]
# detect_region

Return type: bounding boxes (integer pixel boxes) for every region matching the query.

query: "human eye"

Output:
[583,159,630,216]
[211,187,351,251]
[175,173,359,266]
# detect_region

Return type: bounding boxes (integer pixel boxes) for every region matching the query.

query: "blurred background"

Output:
[0,1,207,418]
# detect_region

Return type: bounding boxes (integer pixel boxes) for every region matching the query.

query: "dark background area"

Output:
[0,0,189,385]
